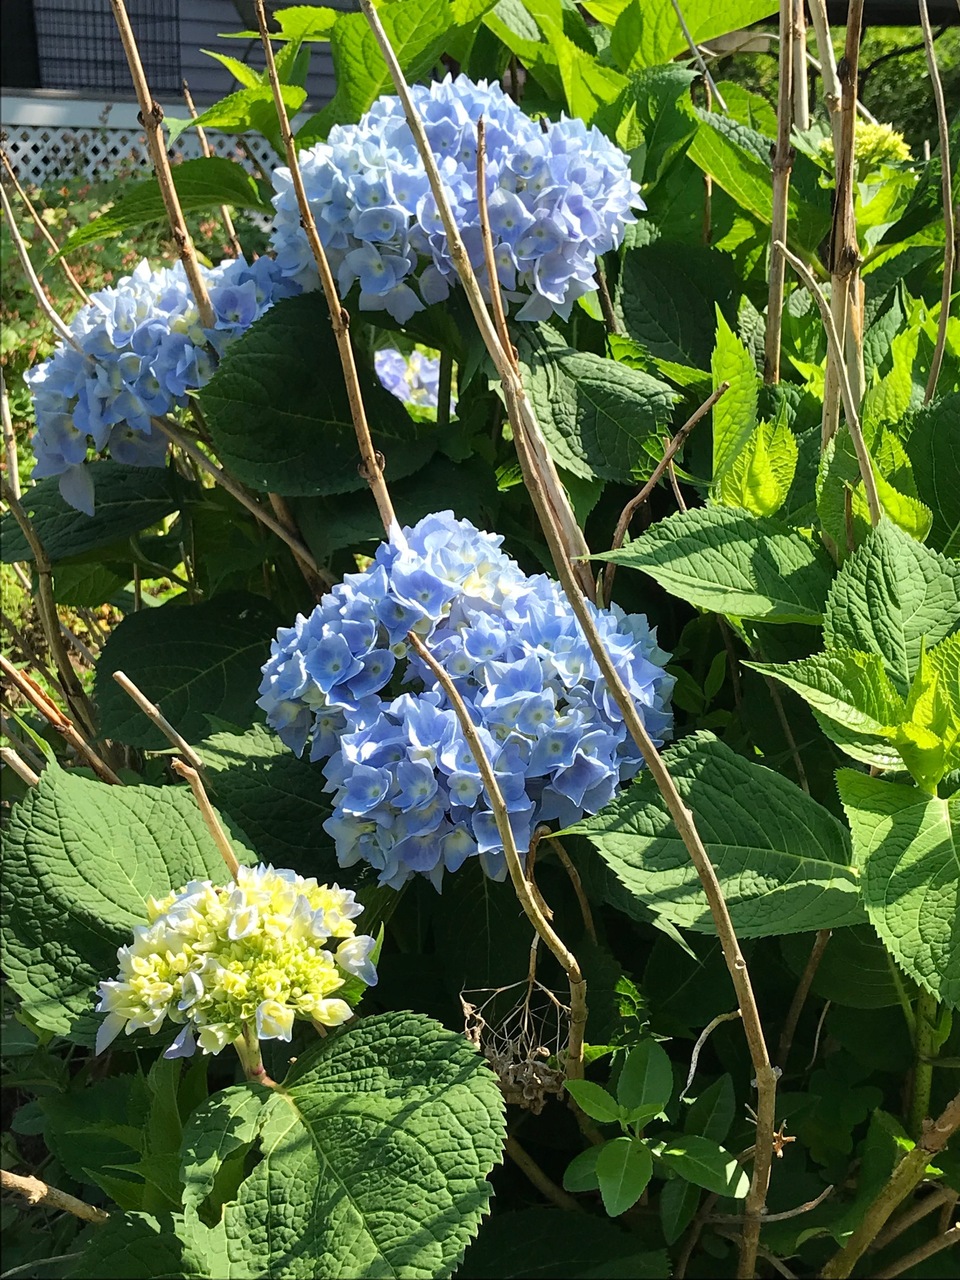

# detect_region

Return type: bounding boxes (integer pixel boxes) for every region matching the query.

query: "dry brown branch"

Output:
[171,759,240,879]
[919,0,955,402]
[765,0,796,384]
[874,1226,959,1280]
[111,671,205,771]
[504,1135,584,1212]
[1,746,40,787]
[252,0,397,536]
[777,929,831,1071]
[1,1169,109,1225]
[182,78,243,258]
[0,654,122,785]
[601,383,727,605]
[0,180,83,352]
[0,368,19,501]
[108,0,214,328]
[872,1185,957,1252]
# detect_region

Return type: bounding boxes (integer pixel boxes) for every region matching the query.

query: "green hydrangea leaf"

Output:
[824,521,960,694]
[94,592,281,749]
[1,766,254,1037]
[905,391,960,556]
[180,1085,268,1213]
[199,294,437,497]
[717,409,798,518]
[710,307,758,483]
[895,634,960,791]
[746,650,906,766]
[199,723,336,871]
[0,464,184,565]
[568,733,862,937]
[223,1011,505,1278]
[596,506,835,624]
[837,771,960,1009]
[72,1212,191,1279]
[519,328,676,482]
[780,925,919,1010]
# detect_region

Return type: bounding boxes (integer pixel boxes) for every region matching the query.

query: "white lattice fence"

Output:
[1,95,280,189]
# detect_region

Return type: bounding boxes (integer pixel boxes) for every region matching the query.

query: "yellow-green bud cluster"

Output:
[819,121,912,175]
[95,864,377,1058]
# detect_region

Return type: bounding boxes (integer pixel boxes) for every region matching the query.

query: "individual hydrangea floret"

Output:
[270,75,642,324]
[25,255,300,514]
[374,346,456,415]
[258,512,673,891]
[94,863,377,1059]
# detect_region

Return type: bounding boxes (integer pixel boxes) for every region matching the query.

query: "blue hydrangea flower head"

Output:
[25,255,301,513]
[270,75,643,324]
[374,346,455,415]
[259,512,673,891]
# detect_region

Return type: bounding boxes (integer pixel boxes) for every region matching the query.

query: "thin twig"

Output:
[874,1226,960,1280]
[182,79,243,259]
[408,632,588,1080]
[111,671,205,771]
[670,0,727,109]
[0,181,82,352]
[476,118,514,366]
[777,929,830,1071]
[0,1169,109,1225]
[171,759,240,879]
[0,147,91,305]
[0,654,122,785]
[712,1183,834,1224]
[776,241,881,526]
[683,1010,742,1098]
[821,1091,960,1278]
[666,438,688,512]
[150,417,333,584]
[919,0,955,403]
[807,0,843,152]
[547,836,597,944]
[872,1185,957,1251]
[2,480,99,738]
[1,369,22,500]
[108,0,215,328]
[0,747,40,787]
[253,0,397,537]
[0,606,62,692]
[0,712,46,773]
[593,263,620,335]
[505,1135,584,1212]
[267,492,328,600]
[805,999,831,1070]
[765,0,795,385]
[602,383,727,606]
[823,0,866,449]
[761,669,809,794]
[791,0,809,131]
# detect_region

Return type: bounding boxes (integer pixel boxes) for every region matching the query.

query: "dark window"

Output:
[33,0,181,95]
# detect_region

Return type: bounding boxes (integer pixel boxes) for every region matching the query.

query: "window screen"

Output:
[33,0,181,95]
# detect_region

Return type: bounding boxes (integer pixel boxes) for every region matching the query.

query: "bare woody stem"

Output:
[918,0,955,403]
[252,0,396,536]
[764,0,795,385]
[775,240,881,526]
[171,759,240,880]
[874,1227,960,1280]
[357,0,596,600]
[476,118,514,364]
[1,746,40,787]
[112,671,205,771]
[182,78,244,259]
[1,1169,109,1225]
[2,480,99,739]
[0,654,122,785]
[807,0,843,153]
[407,632,588,1079]
[602,382,727,606]
[821,1090,960,1279]
[822,0,865,451]
[777,928,830,1072]
[0,147,91,305]
[108,0,215,329]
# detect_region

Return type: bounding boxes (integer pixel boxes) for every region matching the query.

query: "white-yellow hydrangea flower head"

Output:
[95,864,378,1058]
[819,121,912,176]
